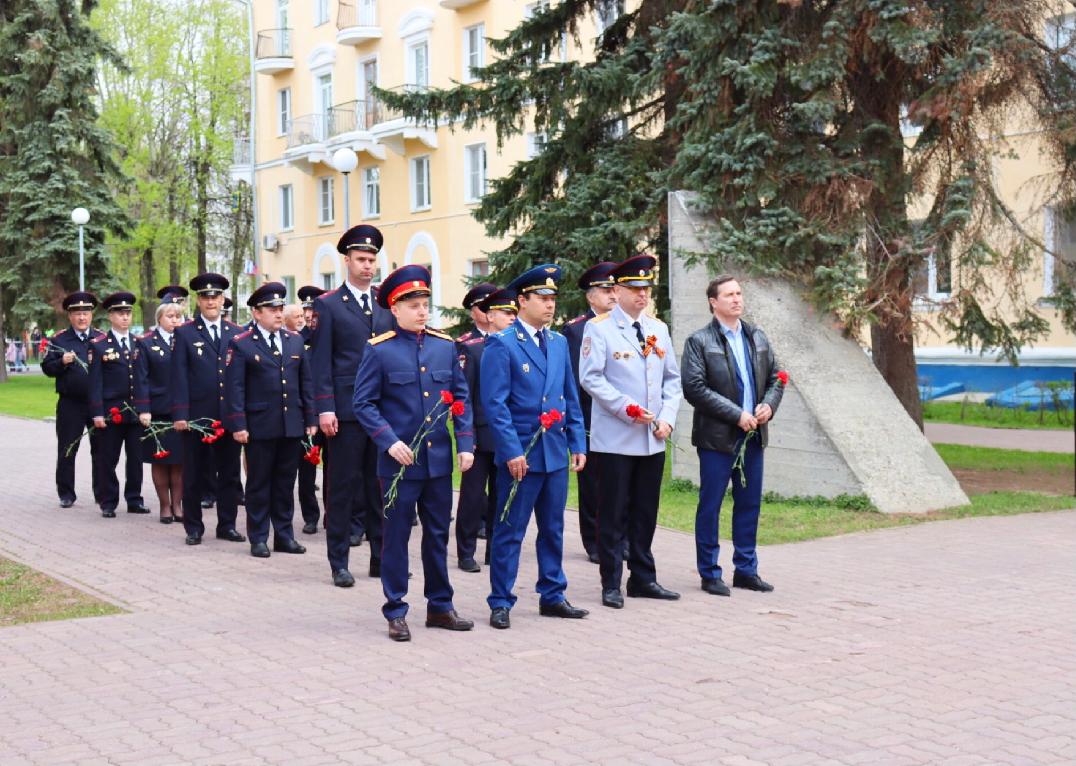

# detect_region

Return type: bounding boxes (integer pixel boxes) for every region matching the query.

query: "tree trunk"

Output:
[871,320,922,428]
[140,245,155,329]
[0,285,8,384]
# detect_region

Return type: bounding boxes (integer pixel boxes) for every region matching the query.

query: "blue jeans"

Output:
[695,439,764,580]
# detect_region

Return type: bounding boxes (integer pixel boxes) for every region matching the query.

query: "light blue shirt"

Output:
[720,320,754,413]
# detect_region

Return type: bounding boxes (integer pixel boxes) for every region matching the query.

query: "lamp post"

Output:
[71,207,90,291]
[332,147,358,230]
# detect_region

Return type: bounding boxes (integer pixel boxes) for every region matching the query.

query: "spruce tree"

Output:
[385,0,1076,426]
[0,0,130,330]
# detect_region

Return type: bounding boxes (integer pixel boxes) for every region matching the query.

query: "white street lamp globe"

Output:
[71,207,90,226]
[333,148,358,174]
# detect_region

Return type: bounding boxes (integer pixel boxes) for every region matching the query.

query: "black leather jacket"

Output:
[681,318,783,454]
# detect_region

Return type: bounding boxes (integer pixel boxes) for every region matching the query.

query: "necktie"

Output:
[121,337,129,353]
[78,334,86,343]
[360,293,371,316]
[210,324,219,348]
[633,321,646,351]
[537,329,547,357]
[268,333,278,354]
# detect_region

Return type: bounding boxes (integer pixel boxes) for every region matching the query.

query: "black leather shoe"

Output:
[369,557,381,578]
[101,508,116,518]
[59,498,75,509]
[733,572,774,592]
[426,609,474,631]
[159,516,173,524]
[587,551,600,565]
[489,607,510,629]
[701,578,731,597]
[216,529,247,543]
[126,504,150,514]
[302,522,318,535]
[539,600,589,619]
[458,558,480,573]
[250,542,270,558]
[200,498,214,509]
[626,578,681,600]
[185,534,202,546]
[602,588,624,609]
[273,538,306,554]
[333,569,355,587]
[349,534,362,547]
[388,617,411,642]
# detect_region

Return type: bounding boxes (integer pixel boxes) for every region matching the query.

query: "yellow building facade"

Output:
[239,0,623,324]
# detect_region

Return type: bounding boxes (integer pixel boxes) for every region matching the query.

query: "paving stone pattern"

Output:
[0,416,1074,765]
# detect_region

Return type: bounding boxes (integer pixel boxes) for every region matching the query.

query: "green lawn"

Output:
[923,400,1071,430]
[0,375,56,420]
[0,556,123,627]
[933,443,1074,473]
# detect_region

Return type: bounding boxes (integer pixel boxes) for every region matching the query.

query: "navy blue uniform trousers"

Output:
[695,438,764,580]
[245,437,300,545]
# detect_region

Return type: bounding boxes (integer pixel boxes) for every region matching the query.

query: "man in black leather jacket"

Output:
[681,275,784,596]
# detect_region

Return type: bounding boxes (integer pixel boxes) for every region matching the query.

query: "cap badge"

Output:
[544,267,556,274]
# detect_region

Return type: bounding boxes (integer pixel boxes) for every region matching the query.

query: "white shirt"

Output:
[113,331,131,350]
[344,280,374,310]
[256,323,278,347]
[518,317,544,348]
[157,329,172,346]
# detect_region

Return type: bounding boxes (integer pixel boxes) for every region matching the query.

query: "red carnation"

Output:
[154,450,170,459]
[548,408,563,423]
[440,390,454,405]
[110,413,123,424]
[211,420,222,428]
[776,370,790,385]
[109,407,120,415]
[539,413,555,430]
[450,400,465,417]
[214,427,225,437]
[626,404,643,419]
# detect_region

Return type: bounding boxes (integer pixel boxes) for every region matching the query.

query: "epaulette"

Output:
[321,287,340,298]
[223,319,241,330]
[235,329,254,341]
[425,328,452,341]
[369,330,396,346]
[464,336,485,346]
[494,327,513,337]
[91,335,108,345]
[567,314,588,326]
[456,330,474,343]
[549,329,563,337]
[180,319,196,327]
[589,313,612,324]
[140,330,154,339]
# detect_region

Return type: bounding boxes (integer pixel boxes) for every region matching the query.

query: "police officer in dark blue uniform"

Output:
[481,265,589,629]
[455,287,518,572]
[155,285,189,318]
[172,273,246,546]
[353,265,476,642]
[42,292,105,508]
[296,285,326,535]
[224,282,317,558]
[88,292,148,518]
[560,262,618,563]
[308,225,394,587]
[456,283,497,344]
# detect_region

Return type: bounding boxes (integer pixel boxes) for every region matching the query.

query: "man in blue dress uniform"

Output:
[172,273,246,546]
[224,282,317,558]
[481,265,589,629]
[455,287,518,572]
[353,265,476,642]
[88,292,148,518]
[580,255,683,608]
[295,285,326,535]
[42,291,104,508]
[309,224,395,588]
[560,261,617,563]
[455,283,496,344]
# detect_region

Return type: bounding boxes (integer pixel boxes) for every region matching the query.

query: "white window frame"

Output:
[317,176,334,225]
[464,143,487,204]
[277,88,291,137]
[406,38,430,89]
[363,166,381,218]
[321,272,335,290]
[595,0,624,35]
[411,155,431,212]
[463,24,484,83]
[526,132,547,159]
[313,70,333,140]
[524,2,551,64]
[470,259,489,277]
[358,0,377,26]
[314,0,329,27]
[279,184,294,231]
[282,275,296,302]
[359,55,380,127]
[924,252,951,300]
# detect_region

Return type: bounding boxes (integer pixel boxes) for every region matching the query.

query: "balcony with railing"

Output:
[326,100,387,160]
[286,114,328,150]
[337,1,381,45]
[368,85,438,155]
[229,137,253,183]
[254,28,293,74]
[440,0,486,8]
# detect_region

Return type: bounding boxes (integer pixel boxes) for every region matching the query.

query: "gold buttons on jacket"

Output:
[423,391,429,397]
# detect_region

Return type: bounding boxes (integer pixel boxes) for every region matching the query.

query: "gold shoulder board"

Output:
[369,331,396,346]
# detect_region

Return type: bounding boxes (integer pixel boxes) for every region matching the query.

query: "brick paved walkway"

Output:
[1,414,1075,765]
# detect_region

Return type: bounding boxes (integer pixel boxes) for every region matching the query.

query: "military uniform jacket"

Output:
[561,308,596,431]
[171,315,242,422]
[88,330,139,423]
[458,337,493,452]
[41,327,103,402]
[133,329,175,416]
[479,319,586,472]
[352,329,475,479]
[455,324,483,345]
[224,327,316,439]
[579,305,682,456]
[308,284,394,420]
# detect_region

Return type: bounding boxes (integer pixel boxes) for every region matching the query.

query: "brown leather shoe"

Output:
[387,617,411,642]
[425,609,474,631]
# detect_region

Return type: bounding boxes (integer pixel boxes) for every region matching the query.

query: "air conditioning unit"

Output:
[262,233,279,252]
